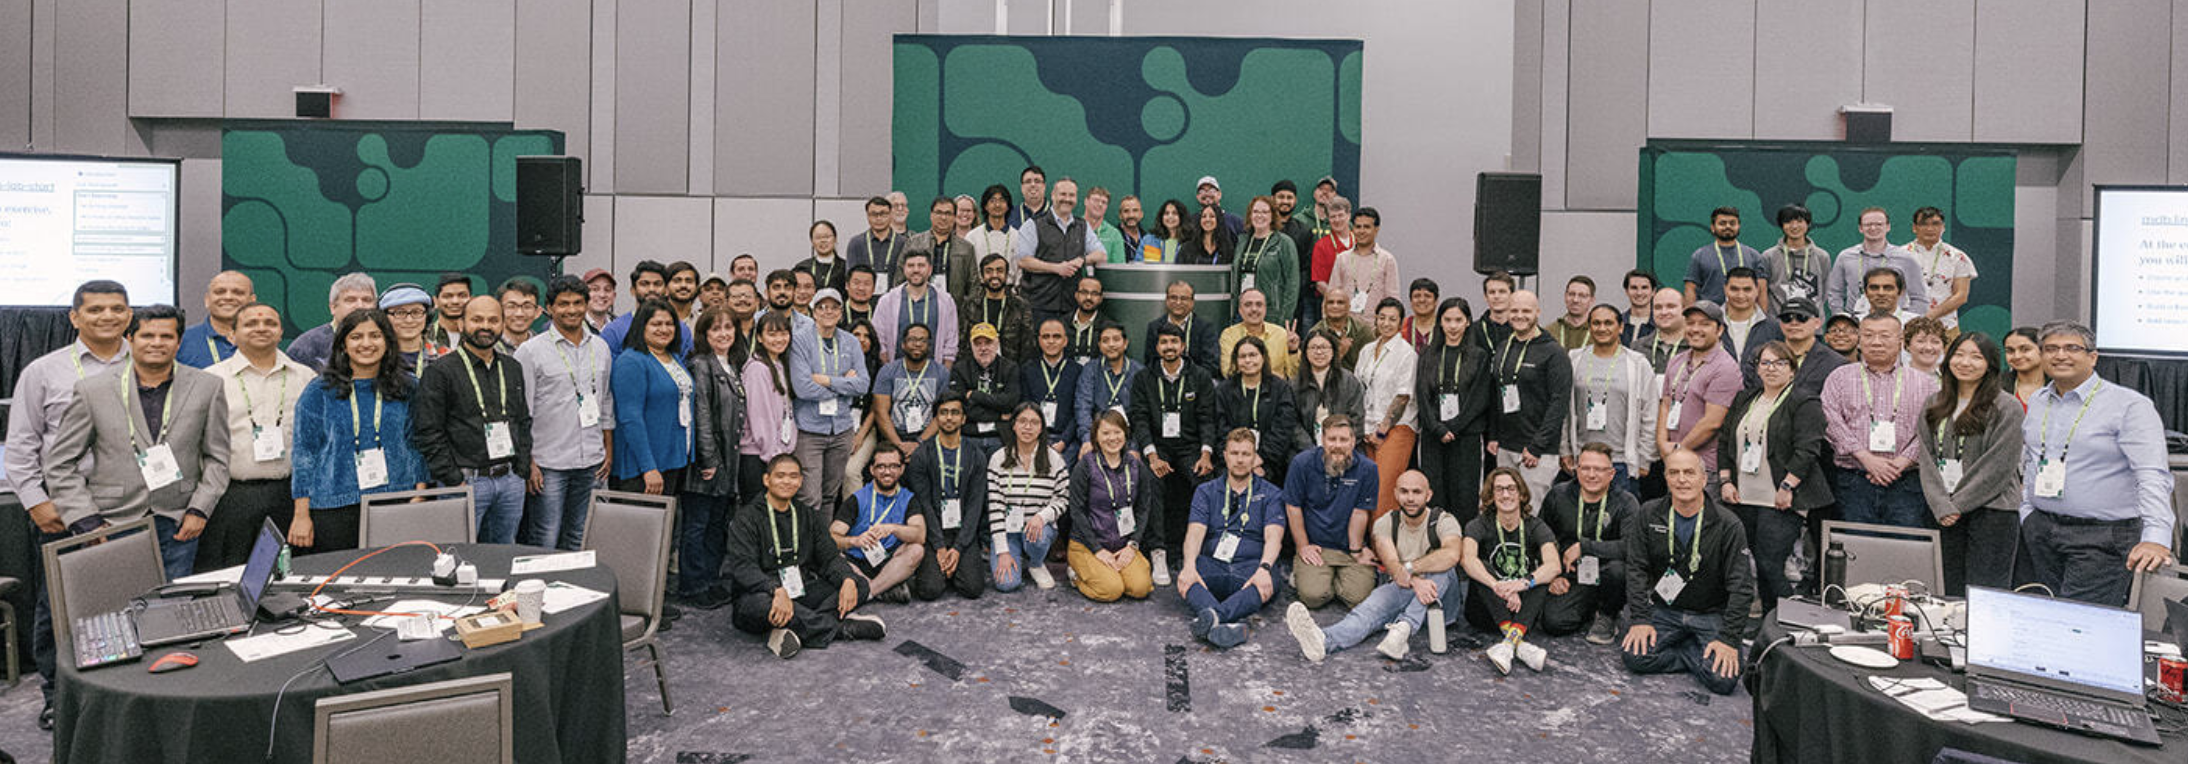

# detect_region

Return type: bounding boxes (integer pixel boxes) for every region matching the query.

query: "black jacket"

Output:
[1625,497,1755,644]
[1213,375,1298,470]
[905,437,990,552]
[1539,481,1639,562]
[1487,331,1572,456]
[688,353,747,498]
[726,497,852,596]
[1127,361,1220,457]
[948,355,1020,440]
[412,349,531,485]
[1414,341,1496,441]
[960,294,1033,364]
[1292,367,1366,452]
[1714,388,1833,511]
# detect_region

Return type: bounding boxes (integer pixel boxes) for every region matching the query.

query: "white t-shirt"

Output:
[1907,241,1976,330]
[1724,313,1760,357]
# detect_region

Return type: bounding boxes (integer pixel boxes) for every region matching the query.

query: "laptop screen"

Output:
[1965,586,2143,697]
[237,520,282,608]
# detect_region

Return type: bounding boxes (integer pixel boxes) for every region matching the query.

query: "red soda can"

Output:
[1883,584,1907,617]
[2160,656,2187,701]
[1886,615,1915,660]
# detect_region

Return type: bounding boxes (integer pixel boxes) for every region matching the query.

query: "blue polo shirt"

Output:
[1188,475,1284,560]
[1282,449,1379,550]
[177,320,236,368]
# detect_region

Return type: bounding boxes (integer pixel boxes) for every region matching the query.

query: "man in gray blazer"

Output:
[43,304,232,579]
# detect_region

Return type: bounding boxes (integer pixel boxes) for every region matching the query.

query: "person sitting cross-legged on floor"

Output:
[1284,414,1380,610]
[1461,467,1564,675]
[726,454,887,659]
[1620,448,1755,695]
[1286,470,1464,662]
[1065,410,1160,602]
[1178,428,1287,647]
[830,447,927,604]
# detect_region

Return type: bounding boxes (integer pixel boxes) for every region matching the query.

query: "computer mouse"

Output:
[148,652,199,674]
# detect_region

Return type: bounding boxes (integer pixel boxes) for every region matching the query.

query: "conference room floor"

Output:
[0,581,1755,762]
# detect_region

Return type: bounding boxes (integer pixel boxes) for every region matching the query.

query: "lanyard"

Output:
[1713,242,1747,279]
[1170,316,1194,355]
[1496,332,1523,383]
[1242,383,1263,425]
[74,345,130,380]
[349,382,384,450]
[1241,235,1271,272]
[2037,381,2104,463]
[906,291,933,327]
[118,366,175,446]
[1783,241,1812,281]
[206,334,228,363]
[868,233,897,273]
[1158,368,1185,409]
[807,256,838,285]
[939,445,962,497]
[1040,358,1064,399]
[1743,386,1791,448]
[766,503,799,564]
[1588,351,1617,403]
[460,352,509,421]
[818,336,839,377]
[1437,344,1466,390]
[1097,455,1135,510]
[1102,363,1130,404]
[1074,321,1094,350]
[1579,494,1610,541]
[1221,479,1254,530]
[1860,365,1903,424]
[865,489,904,531]
[1935,414,1967,461]
[235,365,290,432]
[555,337,596,399]
[1669,353,1705,401]
[1666,507,1702,575]
[1494,517,1528,577]
[981,296,1008,328]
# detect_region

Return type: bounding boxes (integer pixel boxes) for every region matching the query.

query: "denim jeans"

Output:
[1321,570,1464,653]
[521,465,598,550]
[1833,470,1926,529]
[467,470,527,544]
[991,522,1057,592]
[1621,606,1741,695]
[1611,462,1639,500]
[676,491,733,596]
[151,514,200,580]
[1184,556,1272,624]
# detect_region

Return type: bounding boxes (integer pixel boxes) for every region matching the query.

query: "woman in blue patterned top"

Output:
[289,308,429,551]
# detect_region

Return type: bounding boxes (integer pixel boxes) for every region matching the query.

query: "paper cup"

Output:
[513,579,547,625]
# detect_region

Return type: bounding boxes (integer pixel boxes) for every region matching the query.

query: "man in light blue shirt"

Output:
[515,275,615,550]
[2018,321,2177,606]
[791,289,868,510]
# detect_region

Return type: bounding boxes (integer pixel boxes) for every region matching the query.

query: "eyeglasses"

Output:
[1492,485,1521,495]
[386,308,427,319]
[2040,343,2090,355]
[1757,359,1793,368]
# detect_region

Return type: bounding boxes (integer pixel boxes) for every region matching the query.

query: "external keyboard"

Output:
[1974,682,2141,727]
[73,611,143,670]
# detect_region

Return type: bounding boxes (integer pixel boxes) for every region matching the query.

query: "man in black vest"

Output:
[1014,177,1108,329]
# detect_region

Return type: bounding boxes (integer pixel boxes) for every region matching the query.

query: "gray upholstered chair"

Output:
[0,575,19,686]
[580,489,675,714]
[359,485,476,548]
[41,517,165,658]
[311,672,513,764]
[2128,563,2188,633]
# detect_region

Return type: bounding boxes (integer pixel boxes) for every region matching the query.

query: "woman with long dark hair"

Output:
[1293,330,1367,453]
[1214,336,1298,484]
[988,402,1068,592]
[840,317,886,499]
[1148,199,1194,263]
[1183,204,1235,265]
[288,309,429,551]
[2001,326,2046,411]
[738,312,798,503]
[1716,341,1830,613]
[682,305,747,606]
[612,298,694,495]
[1415,297,1494,524]
[1917,332,2025,595]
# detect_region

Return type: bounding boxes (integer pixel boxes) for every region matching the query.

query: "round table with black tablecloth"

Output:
[52,544,626,764]
[1750,613,2184,764]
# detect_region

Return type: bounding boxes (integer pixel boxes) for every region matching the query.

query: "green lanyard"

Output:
[1713,242,1747,278]
[1588,351,1617,404]
[2037,381,2104,463]
[1221,479,1254,530]
[981,296,1008,328]
[818,336,839,376]
[235,365,290,433]
[869,233,897,274]
[1742,386,1791,448]
[1098,455,1135,512]
[1580,495,1610,541]
[1171,316,1194,356]
[1935,414,1966,462]
[1782,241,1811,281]
[206,335,228,363]
[907,292,932,328]
[460,352,509,421]
[807,256,838,285]
[1241,235,1271,272]
[1668,353,1704,400]
[118,366,175,446]
[1665,506,1701,575]
[349,382,384,450]
[1860,365,1903,425]
[766,502,799,565]
[1494,518,1528,577]
[1158,368,1185,410]
[1040,358,1064,398]
[1242,383,1263,425]
[1496,332,1523,383]
[1438,344,1465,390]
[1102,363,1129,404]
[865,489,904,531]
[75,345,127,380]
[554,337,595,399]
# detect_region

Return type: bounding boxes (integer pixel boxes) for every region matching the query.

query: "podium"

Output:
[1093,263,1234,359]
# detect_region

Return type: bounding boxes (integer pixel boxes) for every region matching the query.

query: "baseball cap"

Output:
[582,268,615,286]
[969,323,999,343]
[702,272,728,288]
[1776,297,1820,323]
[1196,175,1220,190]
[812,288,844,306]
[1682,300,1725,325]
[1315,175,1338,190]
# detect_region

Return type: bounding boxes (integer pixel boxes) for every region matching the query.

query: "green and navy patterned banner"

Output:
[1638,141,2016,340]
[222,120,563,336]
[893,35,1361,215]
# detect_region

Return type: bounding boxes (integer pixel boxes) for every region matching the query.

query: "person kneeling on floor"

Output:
[1178,428,1287,647]
[1064,411,1159,602]
[832,447,926,604]
[1620,448,1754,695]
[726,454,886,658]
[1286,470,1463,662]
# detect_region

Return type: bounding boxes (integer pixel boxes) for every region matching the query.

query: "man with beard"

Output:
[1539,444,1640,644]
[874,324,945,460]
[831,447,926,604]
[1117,195,1155,263]
[1287,470,1465,661]
[1683,207,1766,307]
[664,261,701,325]
[907,392,990,600]
[1195,176,1245,235]
[1285,415,1380,610]
[427,272,472,348]
[1274,180,1319,266]
[1127,323,1220,585]
[960,254,1031,362]
[1074,322,1140,457]
[873,250,961,366]
[602,260,680,357]
[584,268,618,331]
[1179,430,1286,648]
[1141,280,1220,374]
[1487,290,1572,510]
[1656,302,1743,497]
[697,272,729,312]
[758,269,817,335]
[179,270,254,367]
[1064,276,1108,365]
[415,296,533,544]
[949,324,1019,448]
[1022,319,1084,455]
[907,196,977,304]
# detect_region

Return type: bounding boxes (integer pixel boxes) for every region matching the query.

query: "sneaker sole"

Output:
[1285,603,1326,662]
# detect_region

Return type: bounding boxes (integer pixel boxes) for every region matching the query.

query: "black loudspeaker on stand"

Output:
[517,156,584,257]
[1474,172,1541,276]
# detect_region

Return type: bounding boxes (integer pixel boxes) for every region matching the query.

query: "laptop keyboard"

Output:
[171,597,242,634]
[73,611,143,669]
[1973,682,2143,728]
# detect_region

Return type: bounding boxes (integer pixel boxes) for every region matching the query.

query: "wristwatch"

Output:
[1403,560,1416,575]
[1257,561,1275,573]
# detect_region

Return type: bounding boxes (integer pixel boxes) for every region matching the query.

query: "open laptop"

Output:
[1962,586,2160,746]
[133,518,282,647]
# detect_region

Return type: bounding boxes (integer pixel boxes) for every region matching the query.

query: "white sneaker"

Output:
[1150,549,1172,586]
[1028,564,1057,590]
[1486,641,1515,675]
[1375,622,1412,660]
[768,628,802,659]
[1285,602,1326,662]
[1515,640,1547,672]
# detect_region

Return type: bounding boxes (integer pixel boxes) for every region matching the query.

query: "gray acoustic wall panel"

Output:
[1567,0,1647,210]
[223,0,320,119]
[321,0,421,120]
[127,0,224,118]
[0,0,28,149]
[53,0,130,153]
[717,0,817,196]
[838,0,919,196]
[1752,0,1862,140]
[1973,0,2084,144]
[2172,2,2188,184]
[1646,0,1754,140]
[1537,0,1570,207]
[1510,0,1544,174]
[420,0,515,122]
[614,0,691,193]
[1862,0,1974,142]
[2083,0,2171,202]
[515,0,592,177]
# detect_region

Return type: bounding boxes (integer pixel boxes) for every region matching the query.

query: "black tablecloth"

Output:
[1751,615,2184,764]
[52,544,626,764]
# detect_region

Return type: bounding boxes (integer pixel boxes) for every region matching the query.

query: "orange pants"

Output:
[1363,424,1416,520]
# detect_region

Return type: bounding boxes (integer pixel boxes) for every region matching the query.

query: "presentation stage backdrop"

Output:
[221,121,563,336]
[1638,141,2017,342]
[892,35,1361,218]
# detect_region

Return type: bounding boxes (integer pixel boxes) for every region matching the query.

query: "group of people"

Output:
[4,174,2177,732]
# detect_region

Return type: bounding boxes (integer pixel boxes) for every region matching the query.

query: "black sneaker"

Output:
[880,584,913,605]
[691,584,734,610]
[38,705,54,731]
[839,613,888,641]
[1190,608,1217,640]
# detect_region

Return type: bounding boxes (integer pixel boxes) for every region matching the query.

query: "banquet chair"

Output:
[41,517,165,658]
[312,672,513,764]
[359,485,476,548]
[2128,563,2188,633]
[0,575,19,686]
[581,489,676,715]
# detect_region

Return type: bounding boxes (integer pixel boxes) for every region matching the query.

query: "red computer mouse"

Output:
[148,652,198,674]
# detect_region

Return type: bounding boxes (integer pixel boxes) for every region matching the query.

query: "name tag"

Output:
[1162,411,1182,438]
[941,499,962,529]
[1041,401,1059,426]
[576,394,601,428]
[1939,458,1964,493]
[874,274,890,293]
[1076,355,1093,367]
[137,444,182,491]
[1213,532,1242,563]
[2034,459,2066,498]
[818,396,839,417]
[976,420,997,435]
[485,422,515,459]
[780,566,804,598]
[678,394,693,428]
[1740,445,1763,474]
[863,542,889,566]
[355,448,389,490]
[1004,509,1026,534]
[1867,420,1896,452]
[1116,505,1136,536]
[1439,393,1459,421]
[778,415,797,446]
[1350,292,1369,315]
[1240,273,1257,293]
[1666,400,1684,424]
[1577,555,1600,586]
[252,426,285,462]
[1654,569,1687,603]
[903,406,929,434]
[1585,400,1608,431]
[1501,384,1521,414]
